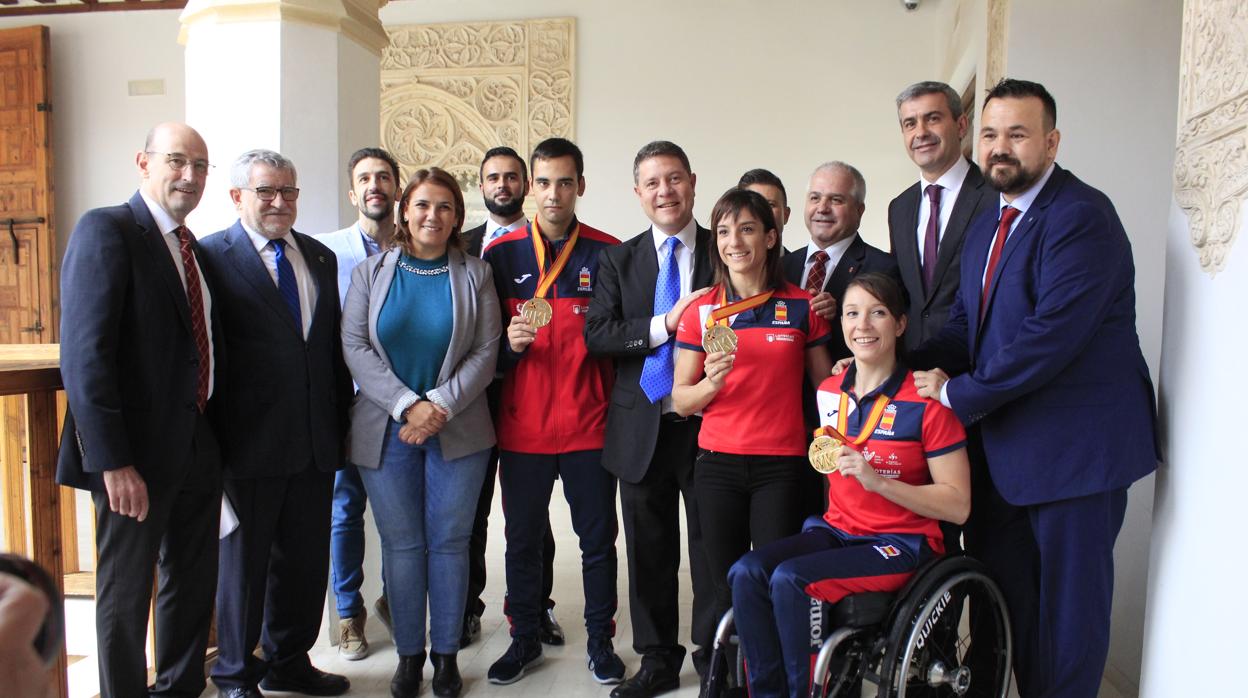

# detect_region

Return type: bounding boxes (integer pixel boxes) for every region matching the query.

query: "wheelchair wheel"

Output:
[875,557,1011,698]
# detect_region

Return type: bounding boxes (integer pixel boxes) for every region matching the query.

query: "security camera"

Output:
[902,0,920,9]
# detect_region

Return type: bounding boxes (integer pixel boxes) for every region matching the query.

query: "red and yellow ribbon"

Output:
[530,218,580,299]
[812,391,892,451]
[703,284,774,330]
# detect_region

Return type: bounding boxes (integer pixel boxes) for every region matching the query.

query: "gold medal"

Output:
[520,297,553,328]
[702,324,739,354]
[808,434,844,473]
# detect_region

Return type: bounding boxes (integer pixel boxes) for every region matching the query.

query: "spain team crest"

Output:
[873,545,901,559]
[578,266,592,290]
[880,404,898,431]
[775,301,788,323]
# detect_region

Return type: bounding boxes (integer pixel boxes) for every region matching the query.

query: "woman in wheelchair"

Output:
[727,272,971,698]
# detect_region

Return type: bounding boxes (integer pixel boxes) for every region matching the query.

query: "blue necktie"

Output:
[272,239,303,333]
[640,236,682,403]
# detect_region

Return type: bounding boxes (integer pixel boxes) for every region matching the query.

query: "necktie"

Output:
[640,236,682,403]
[272,238,303,333]
[922,184,942,291]
[175,226,210,412]
[980,206,1021,318]
[806,250,829,295]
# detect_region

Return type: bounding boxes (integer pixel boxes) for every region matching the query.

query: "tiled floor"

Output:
[159,478,1124,697]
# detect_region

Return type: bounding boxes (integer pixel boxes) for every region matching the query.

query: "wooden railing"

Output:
[0,343,67,698]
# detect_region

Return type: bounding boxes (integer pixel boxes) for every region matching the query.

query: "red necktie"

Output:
[979,206,1021,319]
[922,184,942,291]
[806,250,829,295]
[176,226,210,412]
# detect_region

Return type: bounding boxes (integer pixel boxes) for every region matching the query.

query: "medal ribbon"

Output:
[530,218,580,299]
[703,284,775,330]
[826,391,891,447]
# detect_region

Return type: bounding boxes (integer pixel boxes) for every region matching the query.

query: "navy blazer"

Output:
[584,225,714,483]
[57,192,223,493]
[917,165,1158,506]
[196,221,352,478]
[888,161,997,350]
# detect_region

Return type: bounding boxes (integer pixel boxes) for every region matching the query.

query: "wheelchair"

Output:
[703,555,1012,698]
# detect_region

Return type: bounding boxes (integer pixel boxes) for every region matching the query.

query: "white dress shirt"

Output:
[483,215,529,251]
[140,190,215,398]
[646,217,699,414]
[915,156,972,266]
[799,236,855,291]
[242,224,318,339]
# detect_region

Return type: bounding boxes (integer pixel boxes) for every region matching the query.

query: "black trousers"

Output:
[618,417,716,673]
[694,451,807,625]
[212,466,333,690]
[93,413,220,698]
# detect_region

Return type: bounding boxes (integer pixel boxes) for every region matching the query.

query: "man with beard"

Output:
[58,122,223,698]
[888,81,995,350]
[910,79,1157,697]
[315,146,401,660]
[460,146,565,649]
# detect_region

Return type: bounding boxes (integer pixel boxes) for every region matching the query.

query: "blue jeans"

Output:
[329,465,384,618]
[358,425,489,655]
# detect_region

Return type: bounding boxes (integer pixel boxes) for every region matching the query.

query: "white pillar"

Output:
[178,0,387,237]
[1140,2,1248,695]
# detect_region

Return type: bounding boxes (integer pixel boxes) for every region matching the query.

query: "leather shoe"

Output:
[391,652,425,698]
[460,612,482,648]
[610,665,679,698]
[431,651,463,697]
[218,689,262,698]
[260,663,350,696]
[538,607,565,646]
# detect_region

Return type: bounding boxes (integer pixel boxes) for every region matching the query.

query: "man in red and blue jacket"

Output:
[481,137,626,686]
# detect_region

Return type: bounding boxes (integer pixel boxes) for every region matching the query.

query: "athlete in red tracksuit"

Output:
[727,273,971,698]
[481,138,627,687]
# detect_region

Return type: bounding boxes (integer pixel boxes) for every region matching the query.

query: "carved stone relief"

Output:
[380,18,575,226]
[1174,0,1247,276]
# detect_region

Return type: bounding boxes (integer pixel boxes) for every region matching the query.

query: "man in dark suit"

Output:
[888,81,996,350]
[585,140,716,698]
[460,146,564,649]
[912,79,1158,697]
[57,122,223,698]
[198,149,353,698]
[782,161,900,361]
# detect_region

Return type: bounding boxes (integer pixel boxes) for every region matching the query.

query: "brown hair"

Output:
[707,188,785,293]
[394,167,465,256]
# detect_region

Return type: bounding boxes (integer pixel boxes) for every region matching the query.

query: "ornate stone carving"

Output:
[1174,0,1248,276]
[381,18,576,225]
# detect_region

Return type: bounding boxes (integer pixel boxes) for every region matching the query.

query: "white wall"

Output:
[379,0,946,252]
[0,11,186,255]
[1006,1,1182,694]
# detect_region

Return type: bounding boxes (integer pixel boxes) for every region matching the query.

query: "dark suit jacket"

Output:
[197,222,351,478]
[888,161,996,350]
[915,165,1158,506]
[462,222,487,258]
[781,234,900,361]
[57,192,223,493]
[584,225,714,483]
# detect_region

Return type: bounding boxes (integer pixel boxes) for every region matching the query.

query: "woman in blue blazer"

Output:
[341,167,501,698]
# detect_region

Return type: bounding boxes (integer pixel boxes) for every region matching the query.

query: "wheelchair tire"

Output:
[875,557,1011,698]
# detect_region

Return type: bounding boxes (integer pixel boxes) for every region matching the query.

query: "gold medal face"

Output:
[702,325,739,354]
[520,298,553,328]
[808,435,844,474]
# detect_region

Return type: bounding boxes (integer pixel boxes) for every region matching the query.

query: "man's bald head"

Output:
[137,123,209,224]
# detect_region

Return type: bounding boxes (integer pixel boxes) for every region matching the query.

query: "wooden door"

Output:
[0,24,55,344]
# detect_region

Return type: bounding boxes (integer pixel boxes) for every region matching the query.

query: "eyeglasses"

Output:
[147,151,212,176]
[240,186,301,202]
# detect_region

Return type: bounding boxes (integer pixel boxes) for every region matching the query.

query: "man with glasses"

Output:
[198,149,354,698]
[57,123,223,698]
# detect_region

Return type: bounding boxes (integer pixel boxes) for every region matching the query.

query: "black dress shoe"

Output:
[538,607,565,646]
[460,612,482,648]
[260,663,350,696]
[391,652,426,698]
[610,665,680,698]
[431,651,464,697]
[218,689,263,698]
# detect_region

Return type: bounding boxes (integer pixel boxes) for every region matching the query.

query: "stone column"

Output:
[1140,1,1248,695]
[178,0,388,236]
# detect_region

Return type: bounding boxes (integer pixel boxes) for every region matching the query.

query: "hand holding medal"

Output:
[520,218,580,331]
[701,285,773,354]
[808,391,891,475]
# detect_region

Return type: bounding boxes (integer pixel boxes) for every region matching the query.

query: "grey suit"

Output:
[315,224,371,308]
[342,246,501,464]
